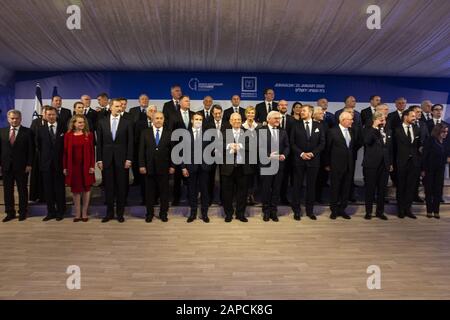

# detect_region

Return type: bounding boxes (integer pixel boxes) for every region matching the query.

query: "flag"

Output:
[52,86,58,98]
[33,83,43,120]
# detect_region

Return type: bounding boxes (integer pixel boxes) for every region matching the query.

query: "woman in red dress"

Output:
[63,115,96,222]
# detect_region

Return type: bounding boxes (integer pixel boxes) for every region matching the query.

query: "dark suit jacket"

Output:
[83,108,98,131]
[223,107,246,123]
[139,127,173,175]
[162,100,179,122]
[362,127,393,169]
[280,113,294,133]
[334,108,362,126]
[57,107,72,129]
[325,126,357,172]
[220,128,253,176]
[169,109,195,131]
[180,129,213,172]
[0,126,34,172]
[290,120,325,167]
[387,111,403,130]
[36,122,66,172]
[255,101,278,123]
[323,111,336,128]
[199,109,214,125]
[129,106,148,123]
[422,137,449,171]
[258,126,290,172]
[96,115,134,168]
[394,125,422,167]
[134,119,152,147]
[361,107,376,127]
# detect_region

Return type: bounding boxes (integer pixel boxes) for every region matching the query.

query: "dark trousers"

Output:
[291,166,319,215]
[145,174,169,218]
[104,164,127,217]
[3,170,28,216]
[315,165,329,201]
[42,167,66,217]
[261,169,283,215]
[188,169,210,215]
[396,160,420,215]
[172,167,184,203]
[363,165,389,215]
[279,159,291,202]
[424,166,445,214]
[330,167,352,214]
[208,164,217,204]
[221,166,248,218]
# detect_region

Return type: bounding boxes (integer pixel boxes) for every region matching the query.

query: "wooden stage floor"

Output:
[1,205,450,300]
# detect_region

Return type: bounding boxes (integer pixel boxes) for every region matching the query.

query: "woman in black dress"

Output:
[422,123,449,219]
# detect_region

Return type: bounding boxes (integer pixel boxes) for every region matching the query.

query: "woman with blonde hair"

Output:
[242,106,262,205]
[63,115,96,222]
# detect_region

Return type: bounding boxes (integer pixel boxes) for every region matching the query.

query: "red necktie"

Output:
[9,128,16,145]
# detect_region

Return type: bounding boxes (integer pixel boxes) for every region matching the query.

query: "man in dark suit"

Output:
[134,105,157,203]
[386,97,408,188]
[129,94,149,124]
[181,112,214,223]
[96,99,134,223]
[95,92,110,121]
[52,95,72,129]
[312,106,330,204]
[169,95,195,206]
[411,105,429,203]
[334,96,362,127]
[395,109,422,219]
[162,84,183,122]
[0,110,34,222]
[278,100,294,204]
[258,111,290,221]
[317,98,336,128]
[290,105,326,220]
[81,94,98,131]
[361,95,381,128]
[325,111,357,219]
[362,112,393,220]
[255,88,278,123]
[139,111,175,223]
[200,95,214,125]
[223,95,246,122]
[29,108,47,203]
[203,104,230,205]
[220,112,253,222]
[420,100,433,123]
[36,106,67,221]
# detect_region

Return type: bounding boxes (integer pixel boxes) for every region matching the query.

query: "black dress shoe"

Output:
[73,218,82,222]
[43,215,55,221]
[307,214,317,220]
[341,213,351,220]
[247,195,256,206]
[18,215,27,221]
[101,217,111,223]
[224,216,232,223]
[56,216,64,221]
[405,212,417,219]
[293,214,301,221]
[434,213,440,219]
[426,213,433,218]
[271,215,279,222]
[263,215,270,222]
[238,216,248,223]
[187,215,196,223]
[398,214,405,219]
[364,213,372,220]
[349,198,357,203]
[201,215,210,223]
[171,200,180,206]
[160,216,168,222]
[145,216,153,223]
[330,213,337,220]
[376,214,388,220]
[2,215,16,223]
[117,216,125,223]
[280,198,290,205]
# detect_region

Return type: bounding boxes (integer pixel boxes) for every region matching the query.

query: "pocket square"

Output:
[315,128,320,133]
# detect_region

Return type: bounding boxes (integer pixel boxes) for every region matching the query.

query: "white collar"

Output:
[47,122,57,128]
[10,126,20,131]
[339,124,348,131]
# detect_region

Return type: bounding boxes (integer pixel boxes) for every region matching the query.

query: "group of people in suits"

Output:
[1,86,449,223]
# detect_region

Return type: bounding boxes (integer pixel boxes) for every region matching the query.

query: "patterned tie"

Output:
[111,117,118,141]
[9,127,16,146]
[155,128,160,146]
[344,128,351,148]
[305,121,311,140]
[183,111,189,128]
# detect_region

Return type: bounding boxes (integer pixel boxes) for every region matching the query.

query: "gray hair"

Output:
[266,110,281,122]
[339,111,353,122]
[372,111,385,122]
[7,109,22,118]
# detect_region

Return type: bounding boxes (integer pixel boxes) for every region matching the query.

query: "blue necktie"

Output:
[111,117,118,141]
[155,128,160,146]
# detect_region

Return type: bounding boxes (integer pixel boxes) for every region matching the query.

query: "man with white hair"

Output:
[81,94,98,130]
[421,100,432,122]
[129,93,150,123]
[259,111,290,222]
[325,111,357,219]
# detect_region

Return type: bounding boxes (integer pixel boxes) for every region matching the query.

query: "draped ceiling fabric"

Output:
[0,0,449,85]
